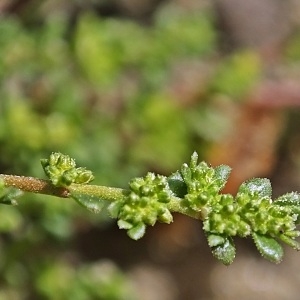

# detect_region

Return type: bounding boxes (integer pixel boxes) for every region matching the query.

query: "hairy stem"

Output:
[167,197,201,220]
[0,174,70,198]
[68,183,129,202]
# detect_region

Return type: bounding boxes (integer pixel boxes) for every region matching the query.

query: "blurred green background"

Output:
[1,0,300,299]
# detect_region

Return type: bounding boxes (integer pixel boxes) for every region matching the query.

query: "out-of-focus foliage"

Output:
[36,260,136,300]
[285,32,300,62]
[210,51,262,98]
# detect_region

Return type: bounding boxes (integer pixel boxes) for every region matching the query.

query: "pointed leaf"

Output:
[167,171,187,198]
[211,236,236,265]
[71,192,105,213]
[181,163,192,183]
[190,152,199,169]
[279,234,300,250]
[274,192,300,224]
[252,232,283,263]
[214,165,231,190]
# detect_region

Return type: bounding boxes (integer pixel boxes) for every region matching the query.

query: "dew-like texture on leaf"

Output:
[211,236,236,265]
[213,164,232,190]
[238,178,272,198]
[252,232,283,264]
[275,192,300,206]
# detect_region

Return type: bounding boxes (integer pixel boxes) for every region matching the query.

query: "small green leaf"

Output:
[107,201,122,218]
[0,188,22,206]
[117,219,133,230]
[180,163,192,183]
[211,236,236,265]
[239,178,272,197]
[0,196,19,206]
[127,223,146,240]
[207,233,225,247]
[71,192,105,213]
[158,208,173,224]
[279,234,300,250]
[214,165,231,190]
[167,171,187,198]
[275,192,300,207]
[190,152,199,169]
[252,232,283,263]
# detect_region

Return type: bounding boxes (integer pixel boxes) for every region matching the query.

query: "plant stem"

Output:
[0,174,201,220]
[0,174,69,198]
[68,183,129,202]
[167,197,201,220]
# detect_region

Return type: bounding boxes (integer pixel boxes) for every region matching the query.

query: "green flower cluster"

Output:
[108,172,173,240]
[178,153,300,264]
[202,179,299,239]
[39,151,300,264]
[41,152,94,187]
[180,152,231,218]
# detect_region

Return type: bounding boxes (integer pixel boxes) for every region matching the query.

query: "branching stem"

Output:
[0,174,200,219]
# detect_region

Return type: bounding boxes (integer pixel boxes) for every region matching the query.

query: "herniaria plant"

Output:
[1,152,300,265]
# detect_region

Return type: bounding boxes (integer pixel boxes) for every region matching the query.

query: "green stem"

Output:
[0,174,200,220]
[68,183,129,202]
[0,174,128,202]
[167,196,201,220]
[69,184,201,219]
